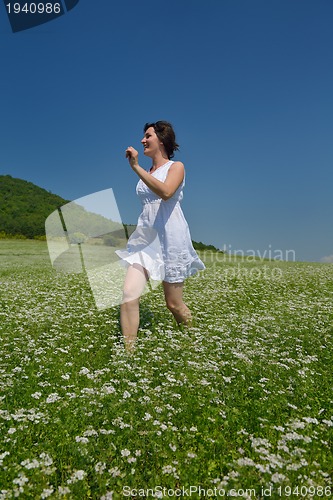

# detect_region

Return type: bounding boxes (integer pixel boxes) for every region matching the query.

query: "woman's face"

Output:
[141,127,162,157]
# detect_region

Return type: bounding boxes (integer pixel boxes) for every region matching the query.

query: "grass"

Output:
[0,240,332,499]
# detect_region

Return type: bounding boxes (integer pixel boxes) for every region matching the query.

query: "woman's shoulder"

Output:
[167,161,185,185]
[169,160,184,170]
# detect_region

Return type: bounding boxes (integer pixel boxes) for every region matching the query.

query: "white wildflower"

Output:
[162,465,176,474]
[288,420,305,430]
[21,458,40,469]
[46,393,61,403]
[255,463,271,473]
[237,457,255,466]
[200,379,210,386]
[287,403,298,410]
[102,385,116,394]
[39,453,53,466]
[95,462,106,474]
[31,392,42,399]
[251,437,271,448]
[83,429,98,437]
[100,492,114,500]
[286,463,302,471]
[75,436,89,444]
[284,431,311,442]
[0,451,10,466]
[302,417,319,424]
[13,472,29,486]
[81,388,95,395]
[67,470,86,484]
[41,487,54,498]
[58,486,71,495]
[271,473,286,483]
[79,367,90,375]
[121,449,131,457]
[109,467,121,477]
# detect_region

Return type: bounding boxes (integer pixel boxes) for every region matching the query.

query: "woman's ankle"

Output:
[124,337,136,352]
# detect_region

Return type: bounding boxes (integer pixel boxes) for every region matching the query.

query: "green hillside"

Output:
[0,175,68,238]
[0,174,220,251]
[0,175,126,243]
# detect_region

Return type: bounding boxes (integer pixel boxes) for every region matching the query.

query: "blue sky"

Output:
[1,0,333,262]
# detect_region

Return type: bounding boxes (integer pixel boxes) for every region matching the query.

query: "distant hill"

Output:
[0,174,221,251]
[0,175,68,238]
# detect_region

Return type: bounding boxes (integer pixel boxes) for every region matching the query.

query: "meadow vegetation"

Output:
[0,240,332,499]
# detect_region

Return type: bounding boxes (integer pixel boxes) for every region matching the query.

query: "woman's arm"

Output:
[126,147,184,201]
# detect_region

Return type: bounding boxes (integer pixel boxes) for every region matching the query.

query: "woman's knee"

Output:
[122,285,142,303]
[165,298,183,314]
[122,265,148,302]
[163,282,184,310]
[122,279,145,302]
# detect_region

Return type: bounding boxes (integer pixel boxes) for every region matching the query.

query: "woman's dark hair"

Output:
[144,121,179,159]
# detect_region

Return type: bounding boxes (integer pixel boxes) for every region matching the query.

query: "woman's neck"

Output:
[151,152,170,171]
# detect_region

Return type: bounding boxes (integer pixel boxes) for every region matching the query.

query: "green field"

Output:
[0,240,332,499]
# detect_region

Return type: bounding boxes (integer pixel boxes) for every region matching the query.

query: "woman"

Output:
[117,121,205,351]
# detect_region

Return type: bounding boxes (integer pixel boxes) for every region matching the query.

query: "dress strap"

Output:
[149,160,173,173]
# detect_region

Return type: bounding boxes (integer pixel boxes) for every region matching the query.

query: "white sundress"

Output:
[116,160,205,283]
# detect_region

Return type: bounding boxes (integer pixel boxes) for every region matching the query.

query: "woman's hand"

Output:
[125,146,139,170]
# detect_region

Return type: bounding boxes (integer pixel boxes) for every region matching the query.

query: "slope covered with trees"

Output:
[0,175,68,238]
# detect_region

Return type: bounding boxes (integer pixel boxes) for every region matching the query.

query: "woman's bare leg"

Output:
[120,264,148,351]
[163,281,192,325]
